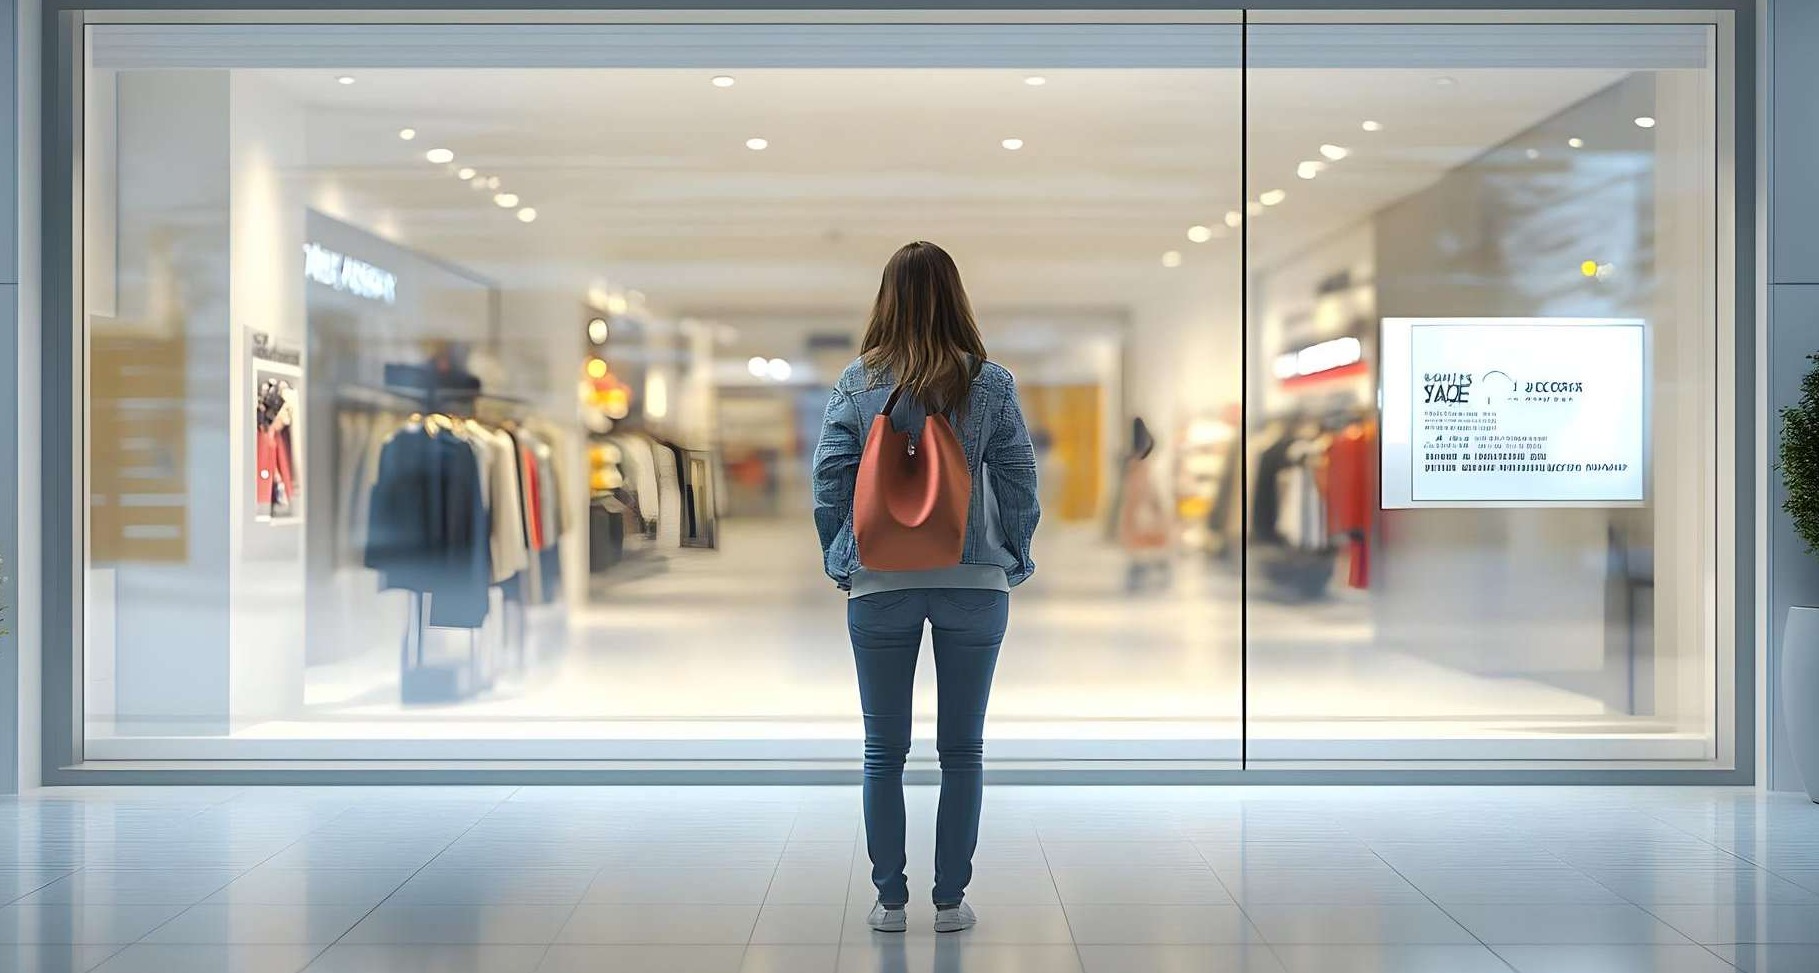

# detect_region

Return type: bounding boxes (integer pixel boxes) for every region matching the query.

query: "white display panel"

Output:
[1381,317,1648,508]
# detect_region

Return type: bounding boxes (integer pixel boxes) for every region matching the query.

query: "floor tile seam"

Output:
[72,942,129,973]
[1352,833,1512,968]
[1619,893,1779,966]
[0,868,79,908]
[744,808,801,950]
[131,803,387,927]
[1183,818,1282,970]
[304,789,527,959]
[498,788,577,973]
[1481,941,1745,972]
[1633,805,1747,855]
[1568,859,1790,916]
[1030,821,1088,972]
[831,831,867,971]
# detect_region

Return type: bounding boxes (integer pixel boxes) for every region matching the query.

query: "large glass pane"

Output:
[1241,21,1720,762]
[78,24,1245,763]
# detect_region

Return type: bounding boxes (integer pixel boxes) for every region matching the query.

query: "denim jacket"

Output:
[812,358,1040,590]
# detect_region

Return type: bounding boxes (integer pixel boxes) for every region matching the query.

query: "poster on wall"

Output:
[250,331,303,525]
[1380,317,1647,508]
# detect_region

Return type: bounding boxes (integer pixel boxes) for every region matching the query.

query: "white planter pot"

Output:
[1784,607,1819,802]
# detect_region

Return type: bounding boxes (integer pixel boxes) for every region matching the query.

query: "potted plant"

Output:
[1781,354,1819,800]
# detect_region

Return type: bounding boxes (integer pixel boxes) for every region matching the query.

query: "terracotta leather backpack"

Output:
[854,386,972,571]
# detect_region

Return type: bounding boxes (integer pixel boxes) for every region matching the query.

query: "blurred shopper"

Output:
[1119,417,1173,592]
[812,241,1040,935]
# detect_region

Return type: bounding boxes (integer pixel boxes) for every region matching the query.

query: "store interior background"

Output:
[78,34,1720,762]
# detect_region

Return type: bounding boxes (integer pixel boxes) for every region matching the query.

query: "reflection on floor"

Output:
[0,784,1808,973]
[92,517,1704,759]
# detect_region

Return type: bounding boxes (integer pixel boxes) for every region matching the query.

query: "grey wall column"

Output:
[0,0,20,795]
[1768,0,1819,792]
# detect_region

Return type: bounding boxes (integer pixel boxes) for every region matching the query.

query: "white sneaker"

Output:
[867,901,907,933]
[933,901,976,933]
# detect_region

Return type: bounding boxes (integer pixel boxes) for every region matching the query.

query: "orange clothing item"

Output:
[1325,421,1376,588]
[522,445,545,551]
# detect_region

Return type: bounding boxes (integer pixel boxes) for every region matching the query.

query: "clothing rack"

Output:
[341,380,533,416]
[356,367,543,704]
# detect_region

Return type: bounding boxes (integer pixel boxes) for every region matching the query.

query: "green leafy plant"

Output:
[1782,354,1819,555]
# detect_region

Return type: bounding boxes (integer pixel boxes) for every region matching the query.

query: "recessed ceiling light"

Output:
[587,358,609,379]
[747,356,767,378]
[516,207,537,223]
[746,137,770,151]
[425,148,454,164]
[588,318,610,344]
[1361,120,1383,132]
[1297,160,1326,180]
[493,192,520,208]
[1024,76,1047,86]
[1319,144,1349,162]
[337,75,356,86]
[456,167,476,180]
[767,358,793,382]
[711,75,736,88]
[1634,116,1657,129]
[1525,148,1541,160]
[1568,137,1585,149]
[1224,211,1243,228]
[470,176,488,189]
[1187,225,1213,244]
[398,128,417,141]
[486,176,501,190]
[1434,76,1456,87]
[1260,189,1287,207]
[1001,138,1025,151]
[1161,251,1183,269]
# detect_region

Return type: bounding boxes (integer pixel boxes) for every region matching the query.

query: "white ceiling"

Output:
[266,66,1628,317]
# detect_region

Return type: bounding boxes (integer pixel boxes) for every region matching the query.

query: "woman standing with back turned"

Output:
[812,242,1041,935]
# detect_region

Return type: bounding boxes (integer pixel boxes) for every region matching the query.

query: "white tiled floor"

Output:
[1,786,1817,971]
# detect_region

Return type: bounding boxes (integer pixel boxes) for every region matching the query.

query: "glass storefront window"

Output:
[69,14,1732,770]
[1243,23,1721,762]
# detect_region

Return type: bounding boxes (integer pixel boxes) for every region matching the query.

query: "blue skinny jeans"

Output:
[848,587,1007,908]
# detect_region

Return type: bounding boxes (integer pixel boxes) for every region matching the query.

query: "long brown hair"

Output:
[860,241,987,415]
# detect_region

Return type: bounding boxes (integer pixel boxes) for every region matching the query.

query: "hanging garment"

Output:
[1290,439,1331,553]
[1325,420,1377,589]
[650,441,684,549]
[364,424,493,628]
[520,441,546,551]
[346,409,397,560]
[1204,433,1243,555]
[613,434,661,531]
[1250,431,1297,546]
[533,439,560,549]
[526,419,574,538]
[505,428,546,604]
[468,421,530,583]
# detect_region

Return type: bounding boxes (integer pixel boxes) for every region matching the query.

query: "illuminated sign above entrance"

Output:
[302,243,397,304]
